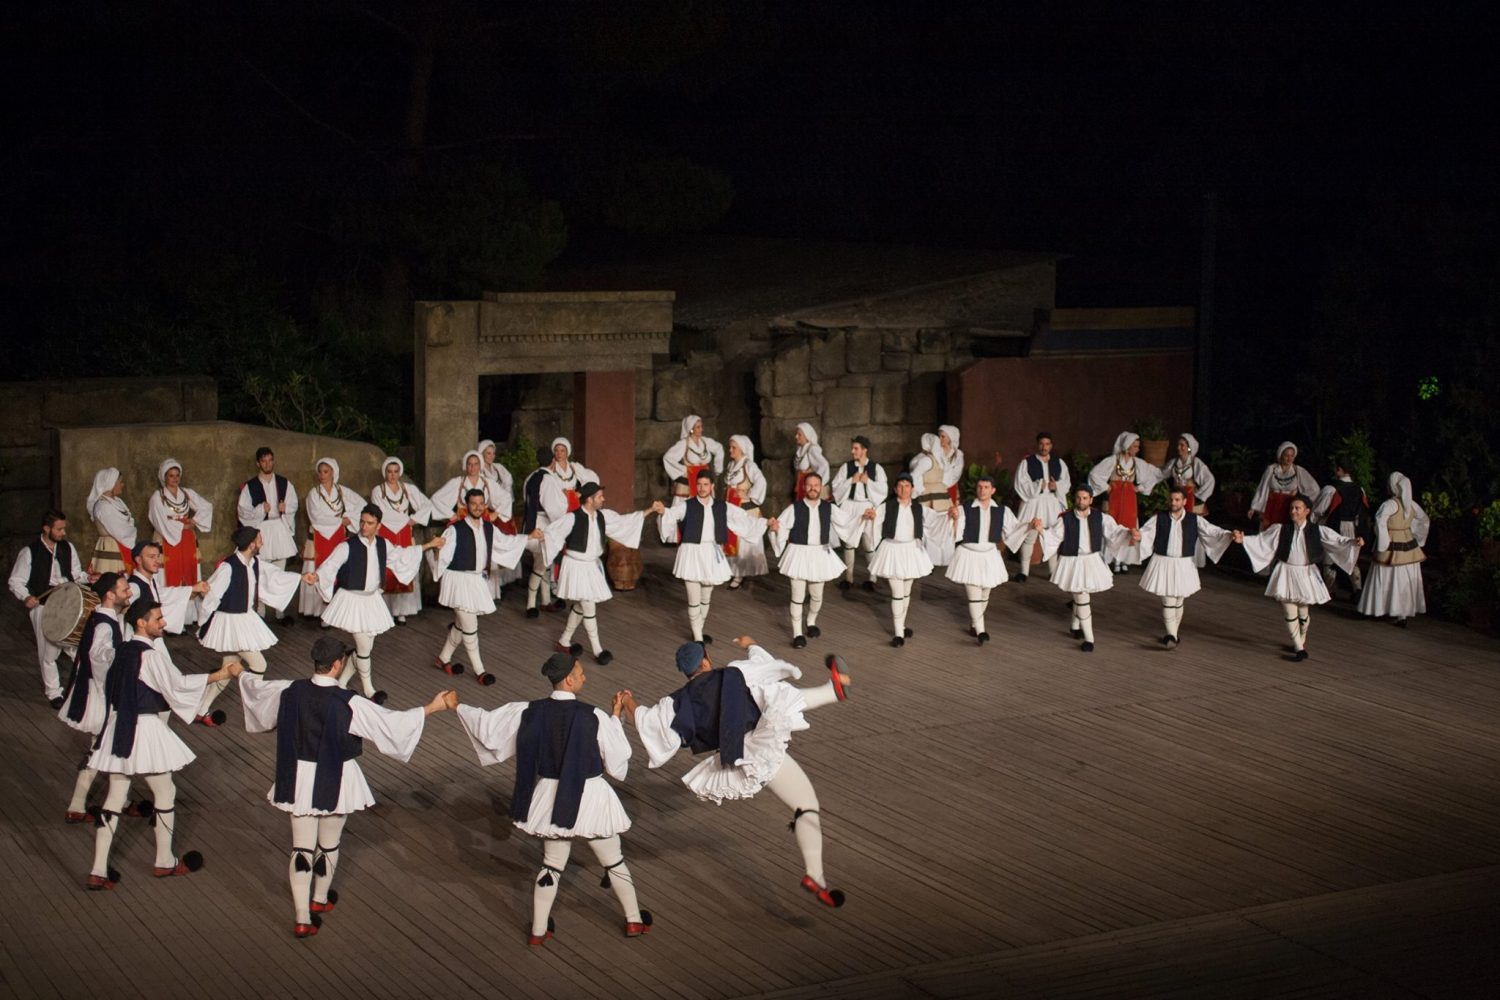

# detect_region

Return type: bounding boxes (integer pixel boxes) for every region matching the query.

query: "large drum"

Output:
[41,582,101,648]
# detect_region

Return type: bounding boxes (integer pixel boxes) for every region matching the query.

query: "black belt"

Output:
[916,492,949,503]
[1388,538,1420,551]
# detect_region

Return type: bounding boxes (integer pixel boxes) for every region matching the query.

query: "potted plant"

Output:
[1132,416,1169,467]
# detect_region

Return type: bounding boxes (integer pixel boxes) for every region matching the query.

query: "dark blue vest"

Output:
[1025,454,1063,484]
[962,503,1006,544]
[273,680,363,811]
[1152,512,1199,557]
[335,537,387,592]
[197,555,258,638]
[522,468,547,533]
[129,571,159,603]
[66,610,121,724]
[1060,510,1104,557]
[680,496,729,545]
[244,474,290,511]
[669,668,761,768]
[881,500,923,540]
[511,698,603,829]
[789,501,833,546]
[99,639,170,757]
[1276,522,1325,564]
[25,539,73,597]
[448,520,495,572]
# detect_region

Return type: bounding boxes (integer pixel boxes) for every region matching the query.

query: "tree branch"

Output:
[240,58,392,171]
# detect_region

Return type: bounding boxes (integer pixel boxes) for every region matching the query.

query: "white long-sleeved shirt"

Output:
[540,508,648,564]
[91,497,138,551]
[199,550,301,619]
[768,500,865,556]
[148,486,213,547]
[315,535,425,600]
[370,479,436,533]
[237,473,299,530]
[830,459,888,507]
[1135,511,1233,562]
[663,436,725,480]
[9,537,88,601]
[950,500,1028,552]
[431,518,527,580]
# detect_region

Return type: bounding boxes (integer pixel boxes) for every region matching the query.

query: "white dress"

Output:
[198,553,301,652]
[945,501,1027,588]
[88,638,208,775]
[429,518,527,615]
[1241,523,1360,605]
[724,460,770,578]
[658,498,769,586]
[862,502,947,580]
[1035,511,1132,594]
[314,536,426,636]
[148,485,214,557]
[1358,500,1430,618]
[458,692,632,839]
[241,673,428,816]
[237,475,299,563]
[539,509,648,604]
[1136,513,1233,598]
[370,478,436,618]
[634,645,810,804]
[768,501,866,582]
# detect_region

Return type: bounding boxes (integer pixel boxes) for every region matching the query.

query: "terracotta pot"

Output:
[606,539,643,590]
[1139,438,1169,467]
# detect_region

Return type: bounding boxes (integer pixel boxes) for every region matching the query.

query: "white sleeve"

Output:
[93,502,137,549]
[662,440,687,480]
[305,489,343,539]
[1055,462,1072,497]
[1411,505,1431,548]
[406,483,436,526]
[867,466,889,504]
[431,525,460,580]
[1100,515,1132,557]
[1013,461,1040,500]
[1240,525,1279,573]
[596,709,631,781]
[725,503,767,541]
[1193,460,1216,502]
[829,463,851,502]
[1001,508,1029,552]
[489,532,528,570]
[199,561,231,620]
[829,501,866,547]
[539,516,574,565]
[603,509,648,548]
[1135,516,1159,554]
[386,544,424,584]
[909,453,933,478]
[155,583,194,635]
[1035,520,1064,560]
[282,482,300,527]
[147,492,176,545]
[348,699,427,762]
[746,463,768,505]
[1250,467,1274,514]
[1319,526,1360,574]
[1312,485,1337,519]
[922,506,951,538]
[811,444,829,481]
[767,505,796,557]
[314,544,348,602]
[456,701,527,766]
[1299,469,1321,499]
[88,623,117,675]
[1196,518,1234,564]
[434,478,463,520]
[189,489,214,533]
[1135,461,1163,494]
[239,674,294,733]
[258,561,301,612]
[236,484,260,525]
[539,476,570,523]
[68,545,88,583]
[710,438,726,474]
[8,549,31,602]
[656,499,685,543]
[634,696,684,769]
[1087,457,1113,496]
[142,648,210,724]
[732,644,802,686]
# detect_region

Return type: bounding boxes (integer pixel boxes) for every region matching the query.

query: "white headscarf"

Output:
[157,458,183,488]
[550,437,572,462]
[1178,433,1199,460]
[381,456,405,478]
[1276,441,1298,464]
[680,415,703,440]
[477,439,496,459]
[314,456,341,486]
[1113,432,1140,457]
[460,449,483,477]
[87,468,120,511]
[938,424,961,456]
[796,422,820,447]
[1389,472,1420,518]
[728,434,756,470]
[919,431,940,457]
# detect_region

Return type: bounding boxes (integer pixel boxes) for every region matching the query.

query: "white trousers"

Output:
[440,608,487,675]
[1281,601,1311,651]
[28,605,66,700]
[92,772,178,875]
[532,835,641,936]
[289,813,347,924]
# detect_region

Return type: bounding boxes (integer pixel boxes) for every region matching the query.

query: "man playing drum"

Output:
[8,509,90,707]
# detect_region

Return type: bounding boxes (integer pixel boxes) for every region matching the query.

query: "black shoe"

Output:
[1394,618,1408,629]
[805,625,821,639]
[861,581,876,592]
[1167,635,1179,647]
[569,642,583,656]
[1293,649,1308,662]
[1070,628,1083,640]
[1160,634,1173,646]
[903,627,913,638]
[890,636,904,648]
[1015,573,1027,583]
[967,626,976,637]
[371,691,389,705]
[525,607,540,619]
[1081,641,1094,652]
[49,696,65,710]
[837,579,851,591]
[701,634,712,645]
[977,632,990,645]
[792,635,807,649]
[596,650,614,666]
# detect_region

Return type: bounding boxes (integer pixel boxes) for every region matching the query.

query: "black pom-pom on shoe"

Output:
[805,625,821,639]
[792,635,807,649]
[596,650,614,666]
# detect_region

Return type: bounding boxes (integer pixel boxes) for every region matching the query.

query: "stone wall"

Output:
[54,421,387,577]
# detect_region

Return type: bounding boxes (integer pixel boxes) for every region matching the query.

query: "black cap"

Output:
[578,482,601,501]
[311,635,354,668]
[541,651,576,684]
[231,525,259,550]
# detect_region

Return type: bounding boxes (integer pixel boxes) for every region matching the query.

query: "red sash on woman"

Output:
[946,484,961,506]
[723,487,742,557]
[313,529,346,567]
[1262,491,1292,530]
[378,523,414,593]
[160,528,197,586]
[564,489,581,513]
[1108,478,1140,530]
[794,470,813,501]
[111,538,136,574]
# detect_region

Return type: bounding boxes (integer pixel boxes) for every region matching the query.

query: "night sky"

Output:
[6,2,1496,488]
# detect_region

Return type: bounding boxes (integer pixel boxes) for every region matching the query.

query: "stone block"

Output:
[820,387,871,427]
[905,375,942,425]
[510,410,569,449]
[909,351,950,375]
[635,370,653,419]
[0,387,43,447]
[759,417,802,460]
[809,332,847,380]
[654,364,717,421]
[773,342,811,396]
[846,329,883,373]
[768,394,819,420]
[636,419,684,458]
[754,358,775,399]
[181,378,219,420]
[837,373,881,388]
[871,382,905,425]
[0,447,52,491]
[918,330,949,354]
[864,425,915,466]
[882,331,918,352]
[882,352,911,372]
[0,488,50,537]
[46,383,183,427]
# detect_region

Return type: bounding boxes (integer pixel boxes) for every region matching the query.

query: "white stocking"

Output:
[564,601,602,655]
[1281,601,1303,650]
[806,580,824,627]
[533,838,572,936]
[963,584,989,633]
[312,814,346,908]
[685,581,707,640]
[1073,592,1094,643]
[588,835,641,924]
[767,756,825,887]
[289,815,318,924]
[68,756,99,814]
[90,773,131,877]
[789,578,808,636]
[443,609,484,675]
[338,632,377,696]
[143,772,178,869]
[888,578,911,637]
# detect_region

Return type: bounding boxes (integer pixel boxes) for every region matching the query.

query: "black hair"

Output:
[255,446,275,461]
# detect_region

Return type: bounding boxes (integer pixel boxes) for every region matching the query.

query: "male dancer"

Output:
[521,437,598,617]
[431,489,528,685]
[1313,459,1370,594]
[829,435,887,591]
[534,483,664,666]
[127,540,210,635]
[621,636,852,908]
[86,598,243,889]
[860,474,949,647]
[308,504,446,702]
[1233,495,1362,660]
[458,651,649,946]
[240,635,457,937]
[236,447,298,619]
[945,475,1027,645]
[658,469,767,644]
[199,526,301,698]
[1030,485,1132,652]
[8,509,89,707]
[766,472,864,647]
[58,574,137,823]
[1133,486,1234,647]
[1013,431,1070,581]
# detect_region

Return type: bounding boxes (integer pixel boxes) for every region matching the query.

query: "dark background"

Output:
[6,1,1497,501]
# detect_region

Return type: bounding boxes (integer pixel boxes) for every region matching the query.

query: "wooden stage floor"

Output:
[3,540,1498,999]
